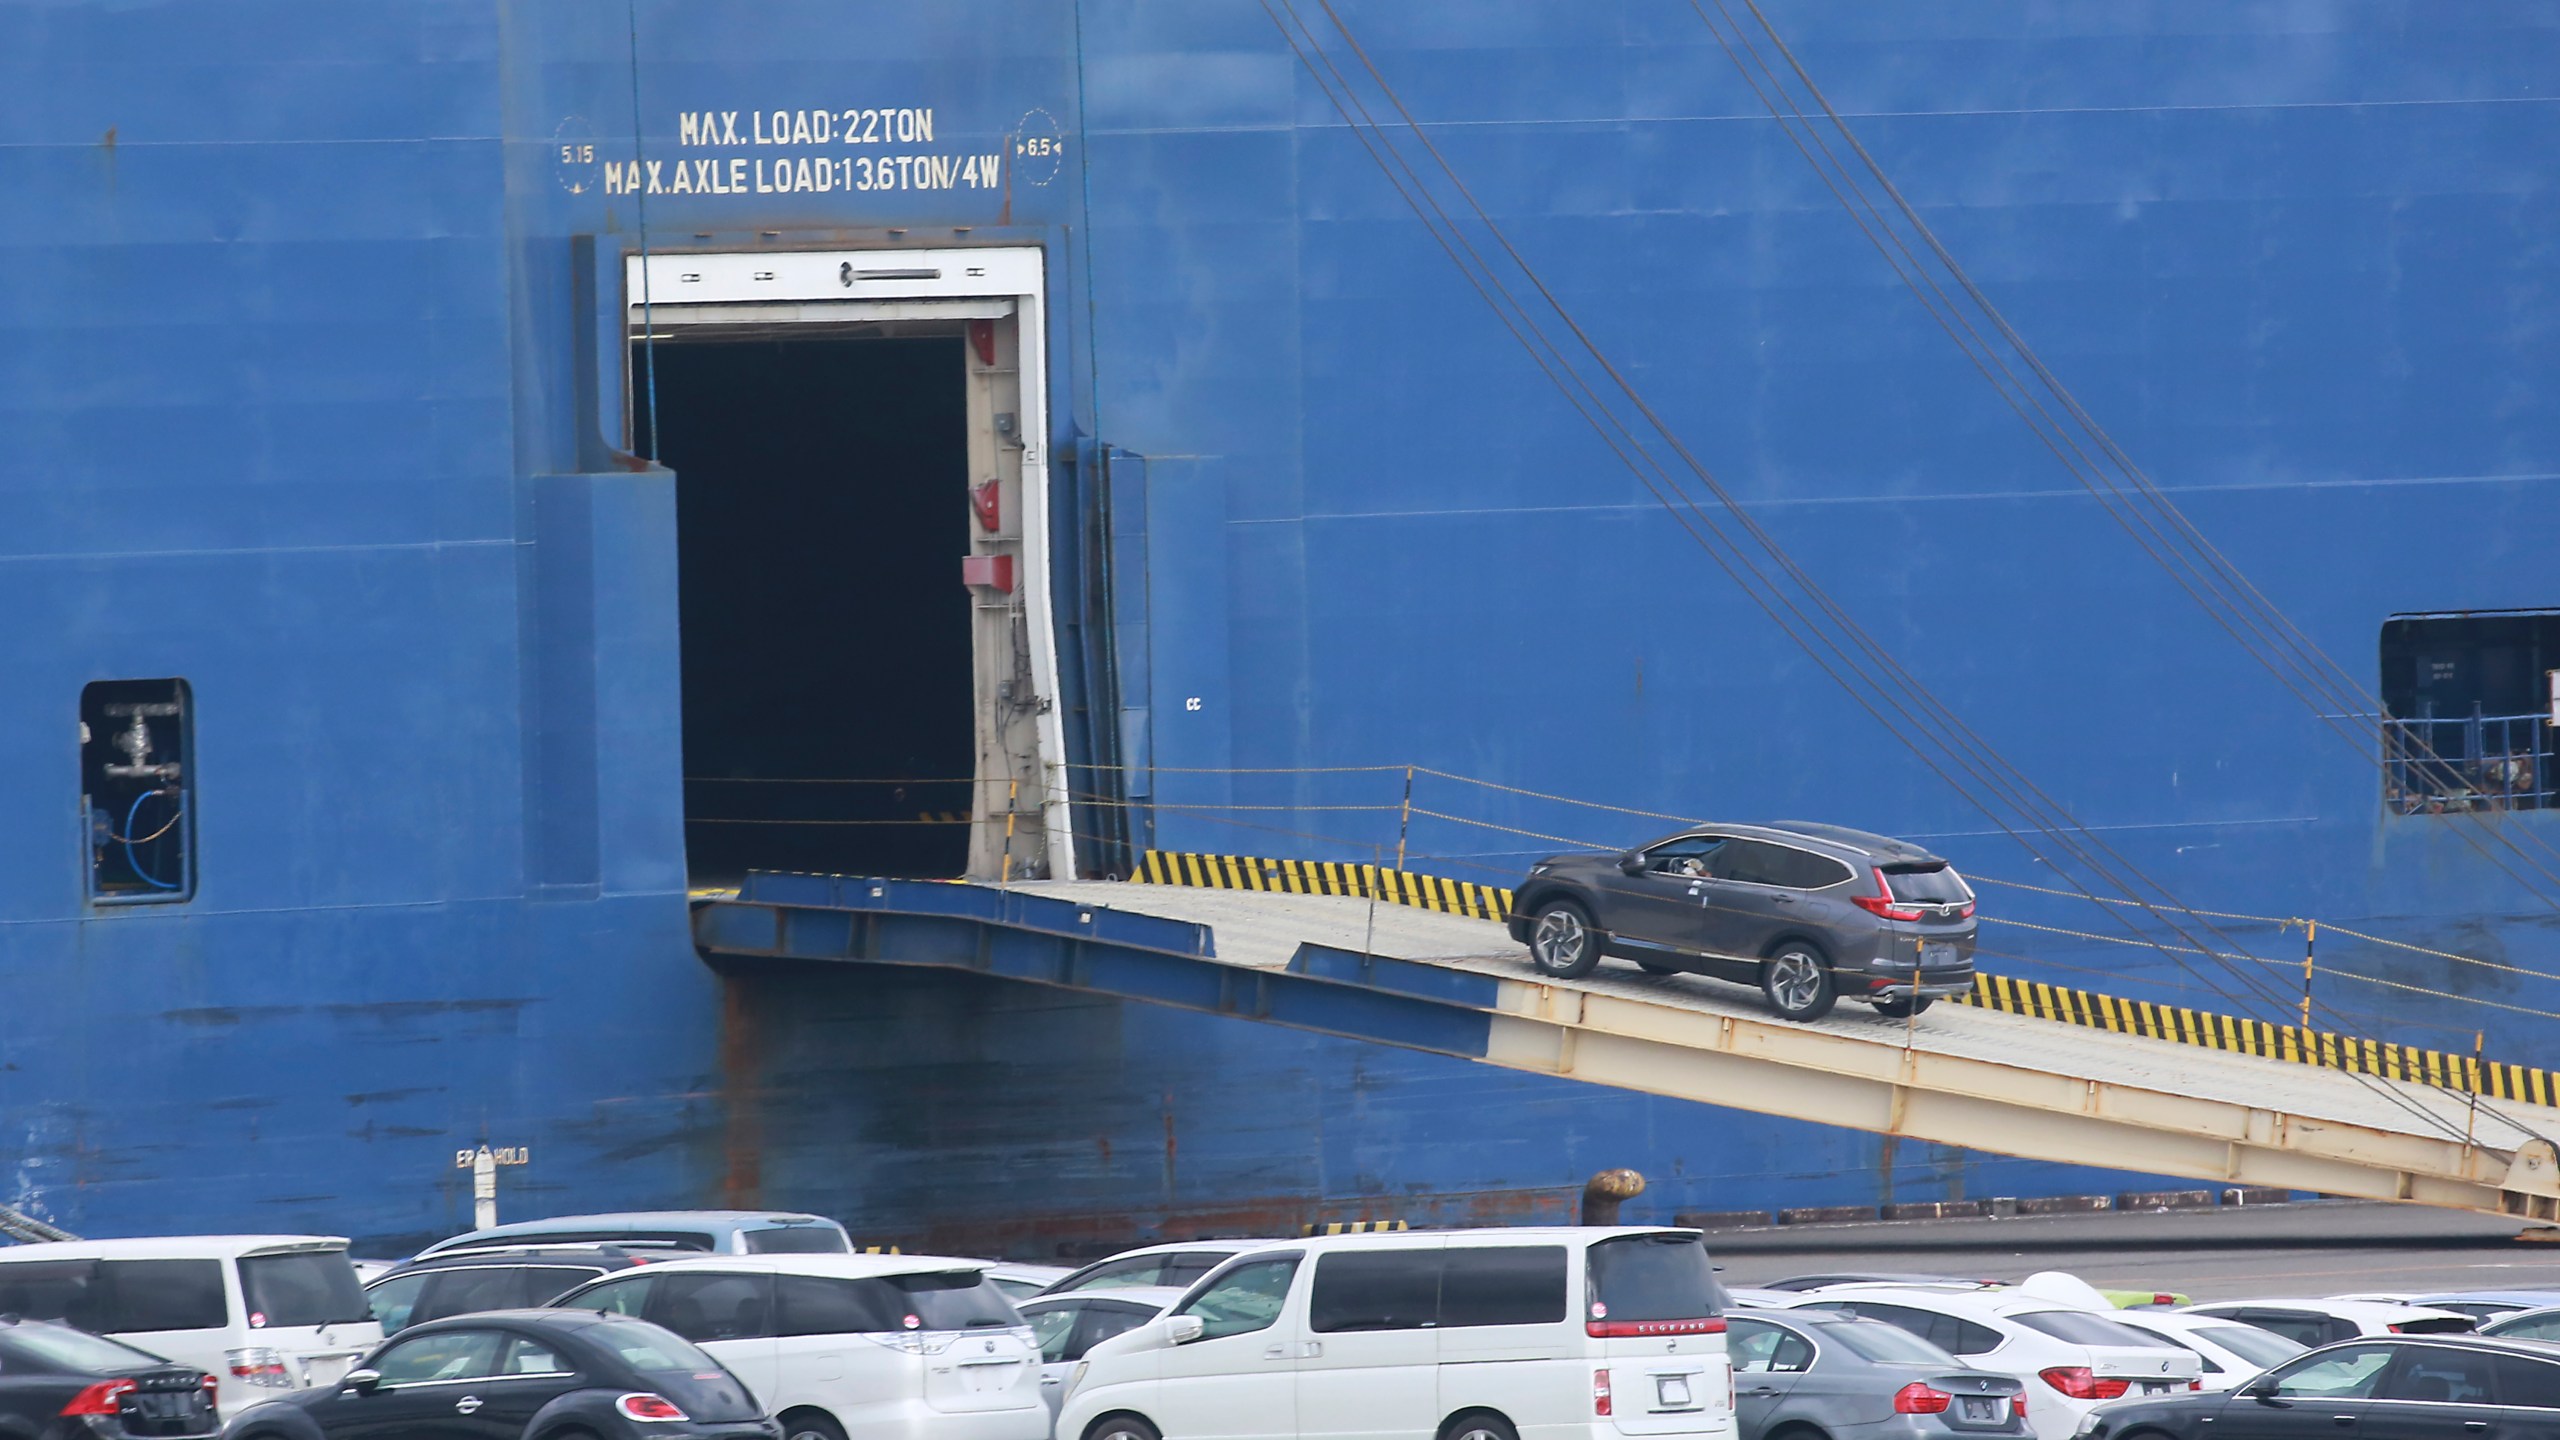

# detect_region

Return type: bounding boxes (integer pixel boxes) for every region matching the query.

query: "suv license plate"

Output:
[1654,1377,1693,1409]
[1921,942,1955,964]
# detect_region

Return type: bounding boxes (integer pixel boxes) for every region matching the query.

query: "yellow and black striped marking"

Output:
[1139,848,1516,922]
[1301,1220,1410,1235]
[1131,848,2557,1102]
[1959,973,2556,1103]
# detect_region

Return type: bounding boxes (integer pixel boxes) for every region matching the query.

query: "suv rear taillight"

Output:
[1593,1368,1613,1417]
[1852,868,1925,921]
[227,1349,292,1388]
[60,1380,135,1417]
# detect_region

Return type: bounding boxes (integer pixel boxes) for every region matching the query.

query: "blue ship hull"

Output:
[2,0,2554,1252]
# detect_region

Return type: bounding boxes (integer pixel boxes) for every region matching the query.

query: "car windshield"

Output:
[2198,1324,2307,1368]
[1883,865,1968,903]
[238,1251,371,1327]
[1825,1319,1960,1365]
[0,1324,173,1373]
[2012,1311,2181,1347]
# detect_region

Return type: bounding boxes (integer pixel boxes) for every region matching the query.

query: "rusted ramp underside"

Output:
[694,873,2560,1221]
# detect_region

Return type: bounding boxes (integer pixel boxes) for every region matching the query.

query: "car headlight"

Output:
[1065,1361,1090,1398]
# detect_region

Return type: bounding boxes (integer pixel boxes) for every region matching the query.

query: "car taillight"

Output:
[2038,1367,2128,1400]
[2014,1394,2028,1418]
[1585,1317,1725,1337]
[201,1374,220,1405]
[1594,1368,1613,1417]
[60,1379,135,1417]
[227,1348,292,1388]
[618,1393,689,1422]
[2388,1324,2405,1333]
[1852,868,1925,922]
[1892,1383,1952,1414]
[2189,1379,2203,1391]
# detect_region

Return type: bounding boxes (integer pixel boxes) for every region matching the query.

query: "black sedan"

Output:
[2076,1334,2560,1440]
[0,1318,216,1440]
[223,1309,778,1440]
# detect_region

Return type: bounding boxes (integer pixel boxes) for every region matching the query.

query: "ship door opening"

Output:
[631,247,1072,885]
[656,334,973,882]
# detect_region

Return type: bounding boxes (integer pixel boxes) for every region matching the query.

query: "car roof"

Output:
[2186,1299,2474,1321]
[1784,1285,2026,1320]
[0,1235,349,1261]
[373,1246,649,1279]
[985,1263,1074,1281]
[1072,1238,1281,1262]
[1019,1285,1189,1312]
[568,1252,992,1279]
[2407,1291,2560,1305]
[1763,822,1946,865]
[1632,823,1945,868]
[1285,1226,1701,1255]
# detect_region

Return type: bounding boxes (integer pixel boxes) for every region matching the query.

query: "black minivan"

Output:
[1506,821,1978,1021]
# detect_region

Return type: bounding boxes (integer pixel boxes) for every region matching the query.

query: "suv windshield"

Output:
[1882,865,1968,903]
[1586,1234,1726,1323]
[238,1251,370,1327]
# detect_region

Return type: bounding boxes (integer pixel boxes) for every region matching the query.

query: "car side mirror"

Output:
[342,1370,382,1394]
[1162,1315,1206,1346]
[2242,1381,2279,1402]
[1618,852,1646,875]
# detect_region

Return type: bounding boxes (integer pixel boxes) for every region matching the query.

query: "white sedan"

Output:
[2178,1297,2475,1345]
[2100,1308,2306,1390]
[1779,1285,2200,1440]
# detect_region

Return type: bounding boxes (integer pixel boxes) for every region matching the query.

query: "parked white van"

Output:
[1055,1227,1735,1440]
[0,1236,382,1412]
[551,1252,1049,1440]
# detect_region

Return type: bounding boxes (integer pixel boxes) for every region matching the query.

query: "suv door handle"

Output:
[1264,1344,1287,1360]
[455,1397,483,1415]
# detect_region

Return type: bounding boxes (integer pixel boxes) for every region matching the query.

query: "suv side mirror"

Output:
[342,1370,382,1394]
[1163,1315,1206,1346]
[1618,852,1646,875]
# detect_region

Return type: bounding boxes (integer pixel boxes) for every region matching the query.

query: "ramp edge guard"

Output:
[1134,847,2557,1105]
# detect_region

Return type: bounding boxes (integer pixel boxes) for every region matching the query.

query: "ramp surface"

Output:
[700,875,2560,1221]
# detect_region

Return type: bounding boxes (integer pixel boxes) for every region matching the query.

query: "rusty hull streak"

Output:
[718,968,764,1205]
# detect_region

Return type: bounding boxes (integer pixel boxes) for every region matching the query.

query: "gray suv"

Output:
[1503,821,1977,1021]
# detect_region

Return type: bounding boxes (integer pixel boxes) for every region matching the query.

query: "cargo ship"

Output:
[4,0,2554,1255]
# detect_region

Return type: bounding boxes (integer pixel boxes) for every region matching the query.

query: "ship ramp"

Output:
[693,873,2560,1223]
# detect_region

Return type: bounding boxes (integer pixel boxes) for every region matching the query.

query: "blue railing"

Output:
[2385,708,2555,814]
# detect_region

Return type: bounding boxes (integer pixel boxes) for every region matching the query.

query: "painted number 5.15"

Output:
[560,143,595,164]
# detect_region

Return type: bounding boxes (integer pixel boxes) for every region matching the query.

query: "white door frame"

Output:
[625,246,1076,879]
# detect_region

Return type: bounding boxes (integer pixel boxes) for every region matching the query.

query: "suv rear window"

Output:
[238,1251,370,1328]
[1586,1234,1725,1323]
[771,1271,1017,1334]
[742,1227,848,1254]
[2012,1311,2180,1347]
[1883,865,1968,903]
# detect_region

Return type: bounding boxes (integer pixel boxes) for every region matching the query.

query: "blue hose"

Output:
[124,790,181,890]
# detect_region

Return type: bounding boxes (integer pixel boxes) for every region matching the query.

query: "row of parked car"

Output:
[5,1211,2560,1440]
